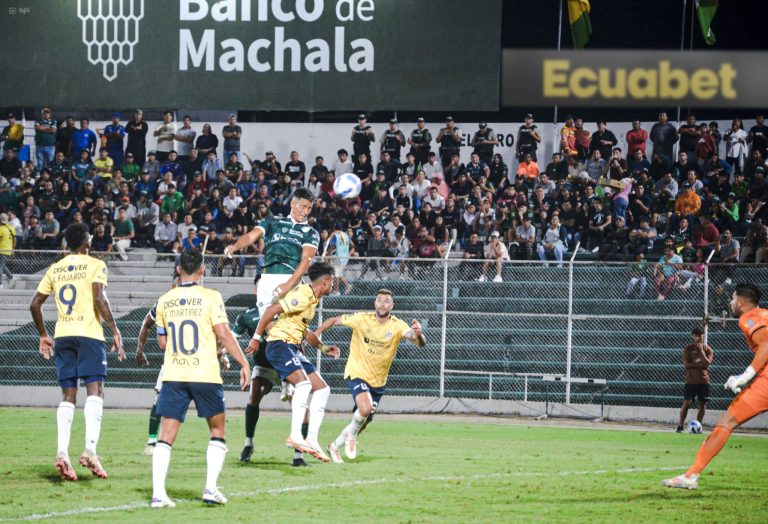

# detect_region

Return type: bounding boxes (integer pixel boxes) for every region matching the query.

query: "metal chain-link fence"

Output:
[0,250,763,412]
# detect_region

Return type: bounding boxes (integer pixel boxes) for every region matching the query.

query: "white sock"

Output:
[289,381,311,441]
[244,436,253,447]
[83,396,103,453]
[56,402,75,454]
[152,441,172,500]
[206,439,227,491]
[307,386,330,444]
[348,410,367,438]
[294,449,303,459]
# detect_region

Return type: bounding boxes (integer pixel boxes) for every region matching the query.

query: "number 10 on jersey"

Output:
[166,320,200,355]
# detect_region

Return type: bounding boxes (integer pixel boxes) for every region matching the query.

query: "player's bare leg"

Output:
[331,391,374,461]
[202,413,228,505]
[78,381,108,479]
[663,411,741,490]
[283,368,321,459]
[55,387,78,481]
[241,378,271,463]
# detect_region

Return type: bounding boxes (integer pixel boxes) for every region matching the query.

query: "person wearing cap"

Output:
[136,190,160,246]
[478,231,509,282]
[0,212,15,288]
[1,113,24,153]
[55,116,77,160]
[153,111,176,163]
[120,151,140,181]
[174,115,196,163]
[350,113,375,163]
[436,116,461,169]
[69,118,97,159]
[471,121,498,166]
[407,118,432,165]
[516,114,541,162]
[34,108,58,171]
[126,109,148,164]
[380,118,405,162]
[102,113,125,167]
[222,113,242,162]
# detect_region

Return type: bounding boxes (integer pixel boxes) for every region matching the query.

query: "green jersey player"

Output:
[224,188,319,315]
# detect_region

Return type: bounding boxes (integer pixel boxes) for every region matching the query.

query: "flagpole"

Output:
[554,0,563,155]
[676,0,687,126]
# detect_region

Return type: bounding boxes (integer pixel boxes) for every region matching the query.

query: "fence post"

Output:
[703,263,709,347]
[564,245,579,404]
[438,243,453,398]
[316,286,324,372]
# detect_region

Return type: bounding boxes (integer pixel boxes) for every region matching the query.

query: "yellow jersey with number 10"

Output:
[155,283,228,384]
[341,312,410,388]
[36,253,108,341]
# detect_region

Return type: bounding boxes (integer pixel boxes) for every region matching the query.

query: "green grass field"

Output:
[0,408,766,523]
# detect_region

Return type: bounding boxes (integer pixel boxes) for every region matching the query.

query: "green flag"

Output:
[696,0,718,46]
[568,0,592,50]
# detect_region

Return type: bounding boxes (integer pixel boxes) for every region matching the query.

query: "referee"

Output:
[677,327,714,432]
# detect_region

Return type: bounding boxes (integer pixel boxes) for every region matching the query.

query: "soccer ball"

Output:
[334,173,362,199]
[688,420,702,434]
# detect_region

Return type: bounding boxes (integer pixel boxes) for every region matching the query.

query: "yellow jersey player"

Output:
[29,223,125,481]
[150,251,250,508]
[249,262,339,463]
[313,288,426,462]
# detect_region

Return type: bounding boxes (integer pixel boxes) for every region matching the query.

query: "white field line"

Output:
[3,466,686,522]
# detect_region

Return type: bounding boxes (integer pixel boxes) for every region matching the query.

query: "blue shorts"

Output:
[347,378,385,406]
[54,336,107,388]
[266,340,316,380]
[155,381,225,423]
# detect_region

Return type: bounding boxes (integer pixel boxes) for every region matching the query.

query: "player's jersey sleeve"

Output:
[36,266,54,296]
[148,306,157,323]
[303,226,320,250]
[92,259,108,287]
[154,296,167,336]
[256,216,271,237]
[395,318,411,343]
[232,313,246,337]
[340,312,364,328]
[209,290,228,326]
[278,285,312,314]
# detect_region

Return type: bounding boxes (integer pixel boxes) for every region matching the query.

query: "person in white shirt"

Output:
[174,115,196,161]
[222,187,243,213]
[388,174,415,200]
[724,117,748,178]
[153,111,177,162]
[412,170,431,199]
[331,149,353,176]
[422,152,444,180]
[423,186,445,211]
[478,231,510,282]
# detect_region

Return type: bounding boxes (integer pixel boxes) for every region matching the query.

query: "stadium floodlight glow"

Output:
[78,0,144,82]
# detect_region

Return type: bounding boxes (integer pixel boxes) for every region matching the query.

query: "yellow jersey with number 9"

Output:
[36,254,108,341]
[155,283,228,384]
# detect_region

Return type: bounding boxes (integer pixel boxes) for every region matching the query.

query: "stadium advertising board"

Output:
[502,49,768,107]
[0,0,501,111]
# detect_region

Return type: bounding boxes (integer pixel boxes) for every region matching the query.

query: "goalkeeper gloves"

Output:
[724,366,757,394]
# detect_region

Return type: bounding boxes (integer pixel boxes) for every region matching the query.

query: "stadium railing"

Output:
[0,249,759,413]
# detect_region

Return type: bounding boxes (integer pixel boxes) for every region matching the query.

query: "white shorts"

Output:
[154,366,164,393]
[251,365,280,387]
[256,273,293,316]
[333,259,348,277]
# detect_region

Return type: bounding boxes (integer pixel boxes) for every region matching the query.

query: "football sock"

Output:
[83,396,103,453]
[56,401,75,454]
[148,402,160,444]
[206,438,227,491]
[686,424,733,477]
[244,403,259,444]
[294,422,309,459]
[289,381,311,441]
[152,441,172,500]
[348,410,367,437]
[307,386,330,444]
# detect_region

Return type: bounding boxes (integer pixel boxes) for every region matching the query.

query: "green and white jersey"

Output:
[256,215,319,275]
[231,307,270,368]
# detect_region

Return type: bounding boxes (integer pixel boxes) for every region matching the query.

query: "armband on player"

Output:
[251,333,264,343]
[319,344,332,354]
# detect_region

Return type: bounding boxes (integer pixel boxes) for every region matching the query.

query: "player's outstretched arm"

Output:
[274,245,317,299]
[247,302,285,355]
[214,323,250,391]
[304,330,341,359]
[30,292,53,360]
[726,329,768,394]
[224,225,263,257]
[404,319,427,347]
[135,311,154,367]
[314,315,343,336]
[93,282,125,361]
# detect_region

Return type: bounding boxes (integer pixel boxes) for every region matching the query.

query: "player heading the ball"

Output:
[151,250,250,508]
[30,222,125,481]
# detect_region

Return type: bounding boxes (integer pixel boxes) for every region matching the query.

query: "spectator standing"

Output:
[222,113,242,161]
[195,123,219,157]
[677,327,713,433]
[649,112,678,164]
[69,118,97,158]
[153,111,176,163]
[694,123,717,166]
[572,117,591,161]
[560,115,577,159]
[589,120,618,160]
[34,108,57,170]
[678,115,699,160]
[103,113,125,167]
[517,113,542,162]
[724,117,748,175]
[471,121,498,165]
[0,212,15,288]
[408,117,432,165]
[747,114,768,159]
[625,120,648,159]
[436,116,462,168]
[351,114,375,163]
[125,109,148,163]
[380,118,406,163]
[174,115,196,163]
[55,116,77,160]
[1,114,25,152]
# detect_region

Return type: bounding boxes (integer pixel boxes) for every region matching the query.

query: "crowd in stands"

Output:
[1,108,768,285]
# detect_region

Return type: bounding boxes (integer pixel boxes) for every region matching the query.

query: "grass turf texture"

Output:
[0,408,766,523]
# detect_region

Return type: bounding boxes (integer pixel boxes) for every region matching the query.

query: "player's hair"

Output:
[178,250,203,275]
[307,261,333,281]
[735,283,761,305]
[376,288,394,298]
[292,188,314,202]
[65,223,90,251]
